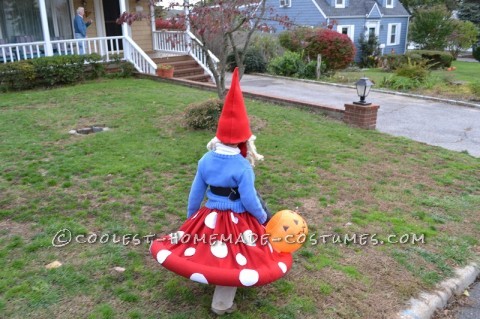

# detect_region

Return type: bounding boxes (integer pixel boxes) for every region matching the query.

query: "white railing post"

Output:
[119,0,130,58]
[38,0,53,56]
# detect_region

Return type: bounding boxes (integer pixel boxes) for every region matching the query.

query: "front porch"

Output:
[0,0,218,81]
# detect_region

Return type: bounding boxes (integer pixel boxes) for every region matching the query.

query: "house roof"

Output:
[312,0,410,18]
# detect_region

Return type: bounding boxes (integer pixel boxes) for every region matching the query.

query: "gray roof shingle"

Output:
[313,0,410,17]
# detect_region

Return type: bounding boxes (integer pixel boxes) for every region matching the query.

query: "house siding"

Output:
[378,16,409,54]
[265,0,327,30]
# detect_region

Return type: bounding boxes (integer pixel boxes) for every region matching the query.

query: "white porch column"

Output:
[184,0,191,53]
[119,0,130,58]
[38,0,53,56]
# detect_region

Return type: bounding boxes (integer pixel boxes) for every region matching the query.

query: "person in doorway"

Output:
[73,7,92,54]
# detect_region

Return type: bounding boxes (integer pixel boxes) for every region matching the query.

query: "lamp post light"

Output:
[354,77,373,105]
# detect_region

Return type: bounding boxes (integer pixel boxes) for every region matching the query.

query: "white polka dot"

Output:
[235,253,247,266]
[278,262,287,273]
[230,212,239,224]
[210,241,228,258]
[204,212,218,229]
[242,230,256,246]
[239,269,259,286]
[184,247,196,257]
[267,242,273,253]
[190,273,208,284]
[156,250,171,264]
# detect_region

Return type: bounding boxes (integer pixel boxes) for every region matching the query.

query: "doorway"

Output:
[102,0,122,50]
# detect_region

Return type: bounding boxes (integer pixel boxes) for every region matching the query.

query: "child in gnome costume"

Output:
[150,68,292,315]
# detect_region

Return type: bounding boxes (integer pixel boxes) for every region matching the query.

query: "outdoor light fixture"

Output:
[354,77,373,105]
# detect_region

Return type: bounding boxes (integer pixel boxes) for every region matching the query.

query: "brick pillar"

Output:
[343,103,380,130]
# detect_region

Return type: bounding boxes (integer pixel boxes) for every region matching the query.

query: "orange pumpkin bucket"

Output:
[265,210,308,253]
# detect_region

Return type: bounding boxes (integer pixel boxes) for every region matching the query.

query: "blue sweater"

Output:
[187,151,267,224]
[74,15,91,37]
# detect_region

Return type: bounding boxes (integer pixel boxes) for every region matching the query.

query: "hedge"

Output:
[0,54,134,91]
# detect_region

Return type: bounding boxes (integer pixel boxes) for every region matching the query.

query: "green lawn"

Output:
[327,60,480,101]
[0,78,479,319]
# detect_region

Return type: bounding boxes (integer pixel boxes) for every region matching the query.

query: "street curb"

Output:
[396,263,480,319]
[255,73,480,110]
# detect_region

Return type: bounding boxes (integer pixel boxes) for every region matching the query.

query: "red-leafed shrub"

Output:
[155,18,185,30]
[304,28,356,71]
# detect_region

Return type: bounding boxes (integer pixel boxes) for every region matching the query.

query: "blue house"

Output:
[266,0,411,59]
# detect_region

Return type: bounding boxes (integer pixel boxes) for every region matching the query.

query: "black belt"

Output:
[210,186,240,201]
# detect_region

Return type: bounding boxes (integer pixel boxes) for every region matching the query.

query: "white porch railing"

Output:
[152,30,219,81]
[0,36,156,75]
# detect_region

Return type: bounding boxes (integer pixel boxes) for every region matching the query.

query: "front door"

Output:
[102,0,122,50]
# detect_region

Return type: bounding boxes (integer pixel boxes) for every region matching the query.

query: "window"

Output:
[365,21,380,38]
[335,0,345,8]
[386,0,394,8]
[387,23,401,45]
[279,0,291,7]
[336,25,354,42]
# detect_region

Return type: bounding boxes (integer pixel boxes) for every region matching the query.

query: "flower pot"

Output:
[156,67,174,78]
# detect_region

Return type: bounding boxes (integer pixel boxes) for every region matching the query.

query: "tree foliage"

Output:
[458,0,480,27]
[304,29,355,71]
[446,20,479,58]
[399,0,460,12]
[408,5,454,50]
[358,33,381,68]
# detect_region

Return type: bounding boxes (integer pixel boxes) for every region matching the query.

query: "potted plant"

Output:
[156,64,174,78]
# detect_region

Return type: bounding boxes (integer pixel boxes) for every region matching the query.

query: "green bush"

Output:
[250,34,283,63]
[30,55,86,86]
[470,81,480,97]
[85,53,105,79]
[268,51,305,77]
[278,27,315,53]
[226,48,267,74]
[184,98,223,130]
[379,75,422,91]
[409,50,454,69]
[473,46,480,62]
[395,57,429,81]
[359,33,381,68]
[0,61,36,91]
[0,54,126,91]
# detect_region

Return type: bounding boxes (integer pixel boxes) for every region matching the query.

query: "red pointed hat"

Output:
[216,68,252,144]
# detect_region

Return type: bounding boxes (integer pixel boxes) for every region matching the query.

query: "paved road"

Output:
[229,74,480,158]
[458,281,480,319]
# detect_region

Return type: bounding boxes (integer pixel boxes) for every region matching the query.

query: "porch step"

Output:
[150,54,212,83]
[174,66,204,77]
[182,74,211,82]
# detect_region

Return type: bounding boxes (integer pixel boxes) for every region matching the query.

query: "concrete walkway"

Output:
[229,74,480,158]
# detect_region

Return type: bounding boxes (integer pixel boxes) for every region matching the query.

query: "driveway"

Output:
[229,74,480,158]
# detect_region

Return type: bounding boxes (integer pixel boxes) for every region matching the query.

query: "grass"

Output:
[325,60,480,102]
[0,78,479,318]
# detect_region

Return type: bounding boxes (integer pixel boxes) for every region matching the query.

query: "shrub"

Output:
[85,53,105,79]
[226,48,267,74]
[379,75,422,91]
[304,28,356,71]
[278,27,315,53]
[155,18,185,30]
[268,51,305,77]
[409,50,453,69]
[184,99,223,130]
[473,45,480,62]
[250,34,283,63]
[0,61,36,90]
[30,55,86,86]
[395,57,429,81]
[470,81,480,97]
[358,33,381,68]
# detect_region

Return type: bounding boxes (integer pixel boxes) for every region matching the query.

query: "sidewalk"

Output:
[229,74,480,158]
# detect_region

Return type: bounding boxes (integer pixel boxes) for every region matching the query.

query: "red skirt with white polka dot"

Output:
[150,207,293,287]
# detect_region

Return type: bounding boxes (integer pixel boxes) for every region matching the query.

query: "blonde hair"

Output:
[207,135,264,167]
[76,7,84,15]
